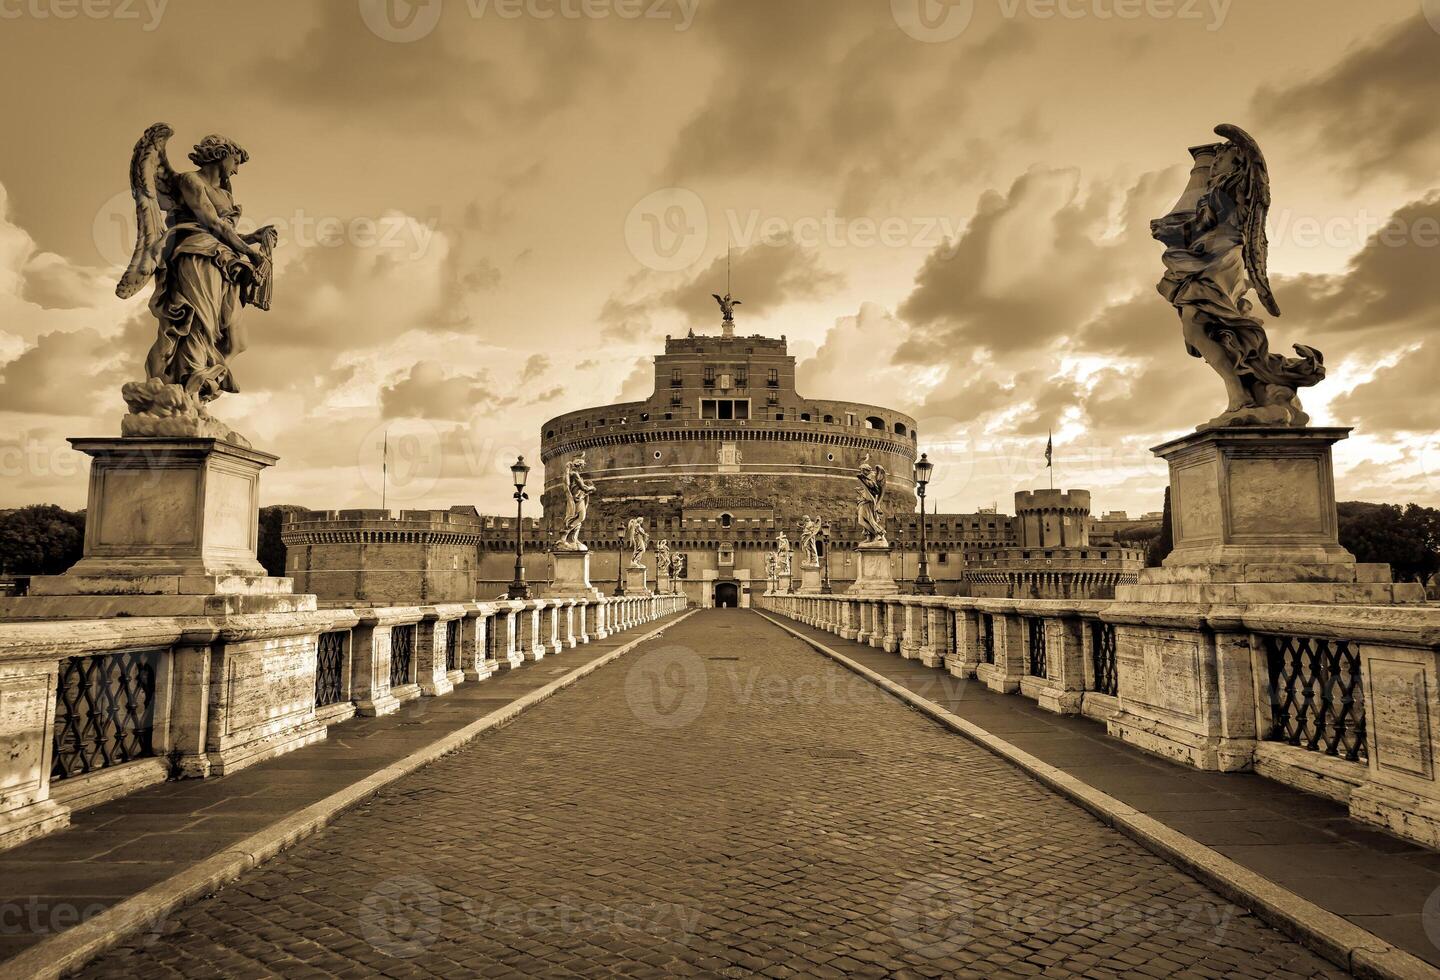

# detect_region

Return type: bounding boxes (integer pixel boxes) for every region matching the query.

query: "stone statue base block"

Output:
[624,567,650,595]
[1116,426,1424,604]
[0,437,305,620]
[777,573,793,594]
[848,547,898,596]
[798,565,823,593]
[548,550,602,600]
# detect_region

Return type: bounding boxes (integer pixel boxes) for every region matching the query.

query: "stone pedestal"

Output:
[0,437,309,620]
[1117,427,1423,605]
[798,563,822,594]
[777,572,793,594]
[848,545,899,596]
[547,550,602,600]
[624,566,650,595]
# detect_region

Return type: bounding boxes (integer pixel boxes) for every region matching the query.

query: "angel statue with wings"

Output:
[556,455,597,552]
[116,123,277,445]
[626,517,650,568]
[655,539,671,574]
[1151,124,1324,428]
[797,515,821,567]
[855,455,888,547]
[712,291,741,323]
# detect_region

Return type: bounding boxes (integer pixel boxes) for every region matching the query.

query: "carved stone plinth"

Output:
[848,546,899,596]
[798,564,822,594]
[624,567,650,595]
[1117,427,1423,604]
[777,573,793,594]
[0,437,308,620]
[548,550,602,600]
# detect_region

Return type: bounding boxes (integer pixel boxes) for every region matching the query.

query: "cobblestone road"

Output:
[78,610,1343,979]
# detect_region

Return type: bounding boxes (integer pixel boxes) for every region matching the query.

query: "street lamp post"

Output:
[507,456,531,600]
[820,521,833,594]
[613,521,627,597]
[914,451,936,595]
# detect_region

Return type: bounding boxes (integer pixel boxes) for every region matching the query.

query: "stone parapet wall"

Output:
[758,590,1440,850]
[0,592,689,853]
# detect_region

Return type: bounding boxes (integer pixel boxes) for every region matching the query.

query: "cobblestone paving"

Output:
[77,610,1344,979]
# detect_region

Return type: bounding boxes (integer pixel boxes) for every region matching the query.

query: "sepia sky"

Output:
[1,0,1438,519]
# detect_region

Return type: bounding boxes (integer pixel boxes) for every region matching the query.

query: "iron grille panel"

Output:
[390,624,416,688]
[1265,634,1367,762]
[1090,621,1119,697]
[484,614,499,661]
[315,630,347,708]
[979,613,995,665]
[51,649,160,780]
[1026,617,1048,678]
[445,619,461,672]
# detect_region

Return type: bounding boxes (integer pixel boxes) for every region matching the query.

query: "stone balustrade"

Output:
[757,590,1440,849]
[0,592,687,852]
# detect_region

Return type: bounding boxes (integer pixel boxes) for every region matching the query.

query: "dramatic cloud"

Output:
[380,360,493,420]
[1258,15,1440,186]
[0,328,123,416]
[600,239,843,340]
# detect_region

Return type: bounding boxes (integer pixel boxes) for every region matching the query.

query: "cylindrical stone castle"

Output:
[539,332,918,523]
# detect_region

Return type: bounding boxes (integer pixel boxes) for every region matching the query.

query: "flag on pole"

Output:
[1044,431,1053,468]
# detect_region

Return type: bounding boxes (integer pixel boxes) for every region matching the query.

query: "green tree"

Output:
[258,505,311,577]
[0,505,86,575]
[1145,486,1173,568]
[1337,501,1440,583]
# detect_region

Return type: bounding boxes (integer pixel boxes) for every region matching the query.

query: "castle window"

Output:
[800,413,811,422]
[865,416,883,429]
[823,415,833,423]
[938,553,949,564]
[671,368,682,387]
[720,513,733,528]
[703,367,715,388]
[640,413,649,422]
[736,371,748,388]
[767,368,778,387]
[774,414,784,421]
[846,413,856,426]
[545,430,555,439]
[654,451,662,460]
[894,422,907,436]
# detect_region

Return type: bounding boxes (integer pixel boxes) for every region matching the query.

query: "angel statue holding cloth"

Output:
[116,122,277,446]
[1151,124,1324,428]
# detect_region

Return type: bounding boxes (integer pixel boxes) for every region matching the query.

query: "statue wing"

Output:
[117,122,178,300]
[1215,124,1281,318]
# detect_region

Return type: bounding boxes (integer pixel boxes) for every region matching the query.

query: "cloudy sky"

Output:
[1,0,1437,519]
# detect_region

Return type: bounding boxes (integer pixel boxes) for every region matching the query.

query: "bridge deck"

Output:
[53,609,1352,978]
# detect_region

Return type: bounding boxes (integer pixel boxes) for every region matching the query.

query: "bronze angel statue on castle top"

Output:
[1152,124,1324,428]
[116,122,276,445]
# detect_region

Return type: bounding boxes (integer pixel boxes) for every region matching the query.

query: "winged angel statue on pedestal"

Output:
[1152,124,1324,428]
[855,455,888,547]
[116,123,277,447]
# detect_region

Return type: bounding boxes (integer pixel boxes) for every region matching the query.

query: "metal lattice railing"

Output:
[51,650,161,780]
[979,613,995,665]
[1265,634,1367,762]
[390,624,416,688]
[445,619,461,672]
[1026,617,1048,678]
[1090,620,1119,697]
[484,613,500,661]
[315,630,347,708]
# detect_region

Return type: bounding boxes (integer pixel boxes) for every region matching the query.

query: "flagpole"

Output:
[382,428,390,512]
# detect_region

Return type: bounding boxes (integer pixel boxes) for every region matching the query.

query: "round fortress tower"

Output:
[539,326,918,523]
